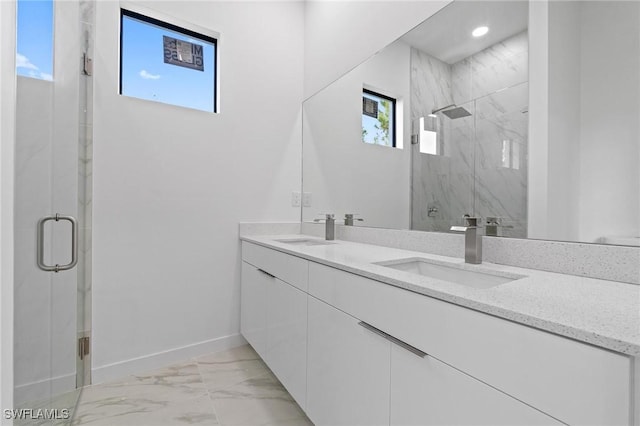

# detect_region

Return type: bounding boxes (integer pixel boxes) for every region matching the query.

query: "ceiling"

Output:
[400,1,528,64]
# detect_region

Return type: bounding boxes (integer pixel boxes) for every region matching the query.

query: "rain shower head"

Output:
[441,106,472,119]
[431,104,472,120]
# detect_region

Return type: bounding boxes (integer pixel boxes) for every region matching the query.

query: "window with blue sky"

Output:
[120,9,217,113]
[16,0,54,81]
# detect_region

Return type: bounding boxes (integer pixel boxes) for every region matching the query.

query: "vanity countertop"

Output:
[241,234,640,356]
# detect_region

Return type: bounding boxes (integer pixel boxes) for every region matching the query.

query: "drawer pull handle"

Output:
[257,268,276,278]
[358,321,427,358]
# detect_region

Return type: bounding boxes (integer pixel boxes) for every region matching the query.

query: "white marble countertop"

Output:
[241,234,640,357]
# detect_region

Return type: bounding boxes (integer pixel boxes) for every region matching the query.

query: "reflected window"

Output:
[501,139,520,169]
[418,116,441,155]
[362,89,396,147]
[120,9,218,113]
[16,0,54,81]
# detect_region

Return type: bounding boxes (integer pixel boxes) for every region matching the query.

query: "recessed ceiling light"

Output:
[472,26,489,38]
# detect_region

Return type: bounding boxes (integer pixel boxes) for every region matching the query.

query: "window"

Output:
[362,89,396,147]
[120,9,217,113]
[16,0,54,81]
[501,139,520,169]
[418,116,440,155]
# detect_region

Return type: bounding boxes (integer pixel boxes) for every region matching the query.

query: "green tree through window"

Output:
[362,90,395,147]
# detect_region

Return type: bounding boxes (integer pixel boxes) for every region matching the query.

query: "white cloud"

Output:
[139,70,160,80]
[17,53,53,81]
[16,53,39,71]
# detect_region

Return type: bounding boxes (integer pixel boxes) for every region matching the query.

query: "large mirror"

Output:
[302,0,640,246]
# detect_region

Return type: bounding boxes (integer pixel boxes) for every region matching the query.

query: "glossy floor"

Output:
[71,345,312,425]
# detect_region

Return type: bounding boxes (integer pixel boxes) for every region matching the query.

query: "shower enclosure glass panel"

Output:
[14,0,91,422]
[473,82,528,238]
[410,29,528,237]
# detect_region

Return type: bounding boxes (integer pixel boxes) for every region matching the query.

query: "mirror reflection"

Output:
[408,1,528,237]
[302,0,640,246]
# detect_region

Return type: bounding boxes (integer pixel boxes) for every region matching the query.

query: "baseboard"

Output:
[91,333,247,385]
[14,373,76,406]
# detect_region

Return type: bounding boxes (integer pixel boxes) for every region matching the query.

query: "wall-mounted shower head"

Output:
[431,104,472,120]
[441,106,472,119]
[431,104,455,114]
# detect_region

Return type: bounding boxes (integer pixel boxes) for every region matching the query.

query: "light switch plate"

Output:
[303,192,312,207]
[292,191,301,207]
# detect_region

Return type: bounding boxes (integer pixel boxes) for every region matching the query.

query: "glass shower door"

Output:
[14,0,91,422]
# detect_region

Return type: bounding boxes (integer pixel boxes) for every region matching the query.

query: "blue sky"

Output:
[16,1,216,113]
[16,0,54,81]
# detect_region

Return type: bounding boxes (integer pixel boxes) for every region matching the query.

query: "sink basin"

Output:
[275,238,335,247]
[375,258,525,289]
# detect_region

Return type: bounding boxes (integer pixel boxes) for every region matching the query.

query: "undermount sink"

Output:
[275,238,335,247]
[375,258,525,289]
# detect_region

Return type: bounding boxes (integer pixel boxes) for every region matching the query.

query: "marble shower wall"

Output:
[411,49,461,232]
[411,32,528,237]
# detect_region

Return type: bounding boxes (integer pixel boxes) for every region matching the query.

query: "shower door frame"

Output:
[1,0,18,414]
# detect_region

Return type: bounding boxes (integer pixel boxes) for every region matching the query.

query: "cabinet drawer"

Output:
[390,344,563,426]
[309,262,632,426]
[240,261,268,358]
[266,278,307,409]
[242,242,308,291]
[307,295,390,426]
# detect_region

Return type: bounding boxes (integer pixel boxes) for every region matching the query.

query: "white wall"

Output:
[527,0,549,240]
[576,2,639,242]
[92,1,304,382]
[0,0,16,418]
[302,40,411,229]
[303,0,451,99]
[530,1,640,243]
[546,1,580,242]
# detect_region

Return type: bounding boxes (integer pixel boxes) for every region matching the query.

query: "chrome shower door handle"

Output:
[37,214,78,273]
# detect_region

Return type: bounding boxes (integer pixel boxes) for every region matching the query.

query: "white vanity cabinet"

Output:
[390,345,563,425]
[241,241,636,426]
[308,264,562,426]
[306,295,391,426]
[308,261,632,426]
[241,242,308,409]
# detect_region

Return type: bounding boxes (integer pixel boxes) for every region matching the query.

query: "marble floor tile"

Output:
[196,345,269,393]
[15,389,80,426]
[72,393,218,426]
[70,345,312,426]
[133,361,207,396]
[208,372,312,426]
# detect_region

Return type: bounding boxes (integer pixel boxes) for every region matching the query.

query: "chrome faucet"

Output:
[463,217,482,264]
[314,214,335,240]
[485,217,501,237]
[344,214,364,226]
[485,216,514,237]
[450,216,482,264]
